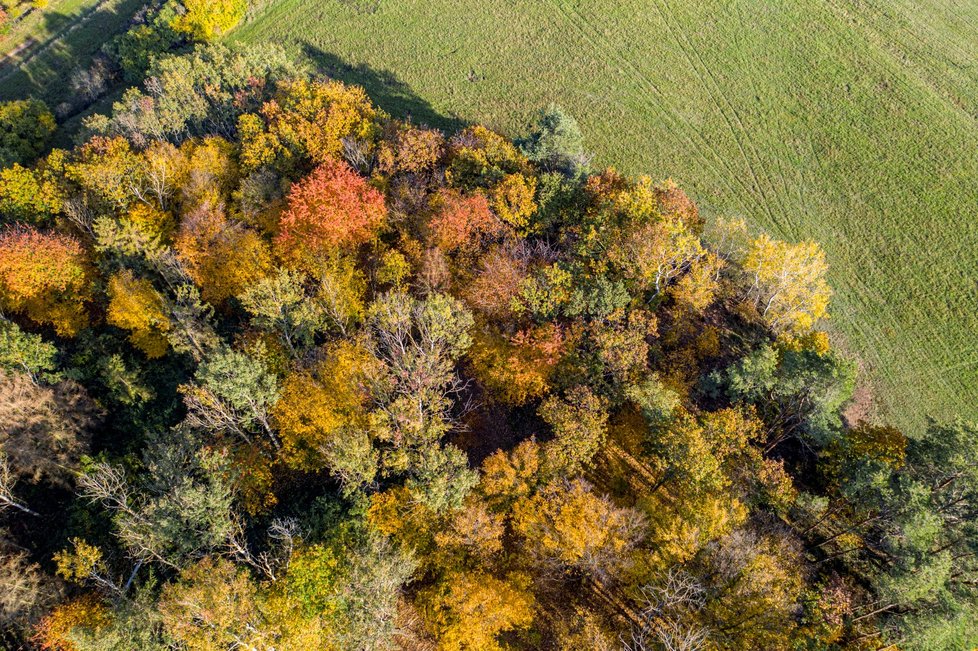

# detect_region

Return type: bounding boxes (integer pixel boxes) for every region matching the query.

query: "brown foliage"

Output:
[0,371,97,486]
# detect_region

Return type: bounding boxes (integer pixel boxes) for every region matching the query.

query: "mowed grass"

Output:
[0,0,144,107]
[230,0,978,433]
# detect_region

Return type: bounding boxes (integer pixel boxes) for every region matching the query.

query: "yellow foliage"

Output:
[421,571,534,651]
[106,271,171,358]
[743,233,831,336]
[179,137,239,208]
[174,204,273,304]
[512,479,642,569]
[53,539,103,584]
[125,203,176,244]
[244,79,383,170]
[490,173,536,231]
[478,439,543,509]
[272,340,375,470]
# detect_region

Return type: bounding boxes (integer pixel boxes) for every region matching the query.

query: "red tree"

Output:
[275,160,387,261]
[428,189,503,252]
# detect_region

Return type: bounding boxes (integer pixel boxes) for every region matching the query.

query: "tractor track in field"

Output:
[651,0,795,233]
[0,0,119,86]
[549,0,759,218]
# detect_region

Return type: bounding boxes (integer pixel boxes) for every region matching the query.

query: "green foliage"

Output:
[0,317,60,383]
[517,104,588,176]
[0,99,55,168]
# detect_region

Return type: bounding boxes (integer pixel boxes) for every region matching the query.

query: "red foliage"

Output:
[429,189,503,252]
[275,159,387,260]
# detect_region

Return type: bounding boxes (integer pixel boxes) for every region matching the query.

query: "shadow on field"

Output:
[301,44,467,133]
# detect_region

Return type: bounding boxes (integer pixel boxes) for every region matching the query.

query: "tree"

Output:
[0,227,92,336]
[421,571,534,651]
[181,346,280,447]
[94,44,301,145]
[238,269,326,356]
[428,189,504,253]
[0,99,55,167]
[240,78,382,171]
[276,159,387,263]
[272,340,375,474]
[517,104,589,176]
[170,0,247,42]
[174,202,273,304]
[159,556,264,651]
[0,317,60,383]
[539,385,608,474]
[0,370,96,486]
[512,479,645,578]
[490,172,537,231]
[741,233,831,337]
[79,431,236,568]
[106,271,172,358]
[0,163,63,225]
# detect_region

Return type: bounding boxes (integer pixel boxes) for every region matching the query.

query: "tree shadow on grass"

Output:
[301,43,467,134]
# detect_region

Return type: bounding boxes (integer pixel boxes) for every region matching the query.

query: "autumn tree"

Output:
[512,479,645,579]
[0,163,63,224]
[276,159,388,264]
[239,78,382,171]
[428,189,504,253]
[170,0,247,42]
[159,556,264,651]
[174,202,273,304]
[0,227,92,336]
[272,340,376,480]
[420,571,534,651]
[539,385,608,474]
[106,271,172,358]
[739,229,831,337]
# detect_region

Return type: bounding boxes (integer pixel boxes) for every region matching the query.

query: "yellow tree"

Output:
[240,79,382,170]
[420,571,534,651]
[106,271,172,358]
[742,233,831,336]
[272,340,376,476]
[174,203,273,304]
[512,479,645,577]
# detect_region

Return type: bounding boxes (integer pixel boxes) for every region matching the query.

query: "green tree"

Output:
[517,104,589,176]
[0,99,55,167]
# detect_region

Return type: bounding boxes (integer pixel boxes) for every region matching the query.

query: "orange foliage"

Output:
[275,160,387,263]
[33,595,110,651]
[174,203,273,304]
[468,323,567,406]
[428,189,504,252]
[0,227,91,336]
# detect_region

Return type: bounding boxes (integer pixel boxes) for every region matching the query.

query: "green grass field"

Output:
[0,0,143,107]
[230,0,978,433]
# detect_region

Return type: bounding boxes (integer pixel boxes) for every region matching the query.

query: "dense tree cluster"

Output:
[0,44,975,651]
